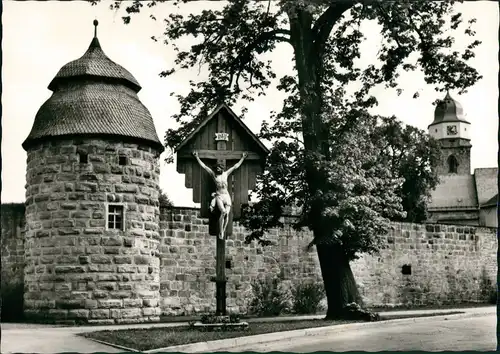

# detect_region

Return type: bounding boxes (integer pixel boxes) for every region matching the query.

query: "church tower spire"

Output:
[428,92,472,175]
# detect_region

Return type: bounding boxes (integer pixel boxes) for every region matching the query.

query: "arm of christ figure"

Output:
[226,152,248,176]
[193,151,215,179]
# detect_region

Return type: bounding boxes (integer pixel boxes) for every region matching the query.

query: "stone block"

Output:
[98,299,123,309]
[58,173,77,182]
[102,236,123,247]
[93,290,109,299]
[57,228,80,236]
[121,308,142,318]
[78,256,90,265]
[135,290,156,298]
[104,247,121,255]
[90,219,106,227]
[90,309,111,319]
[110,309,122,318]
[91,255,112,264]
[98,264,116,272]
[50,193,67,201]
[136,196,149,204]
[143,299,158,307]
[55,266,85,274]
[97,274,120,282]
[34,194,50,203]
[117,265,136,273]
[48,309,69,319]
[134,255,151,265]
[92,211,105,219]
[115,184,138,193]
[89,194,106,202]
[110,291,132,299]
[56,299,84,309]
[96,282,117,291]
[114,256,132,264]
[84,228,103,235]
[123,299,142,307]
[71,292,90,300]
[35,230,50,238]
[118,283,133,291]
[72,211,92,219]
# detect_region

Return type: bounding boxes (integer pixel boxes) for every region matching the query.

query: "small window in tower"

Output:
[447,155,459,174]
[435,129,437,133]
[119,156,128,166]
[79,152,88,164]
[107,205,124,230]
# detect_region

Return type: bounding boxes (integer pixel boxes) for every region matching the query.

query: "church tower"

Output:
[22,21,164,324]
[428,92,472,176]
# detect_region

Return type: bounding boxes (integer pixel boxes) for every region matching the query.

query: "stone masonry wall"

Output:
[1,203,26,284]
[23,138,162,324]
[352,223,497,307]
[2,204,497,319]
[159,208,321,315]
[159,207,497,315]
[1,203,26,319]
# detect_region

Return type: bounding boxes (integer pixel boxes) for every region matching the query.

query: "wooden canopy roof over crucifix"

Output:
[175,103,269,235]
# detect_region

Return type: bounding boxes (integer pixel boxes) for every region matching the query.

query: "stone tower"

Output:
[22,21,164,324]
[428,92,472,176]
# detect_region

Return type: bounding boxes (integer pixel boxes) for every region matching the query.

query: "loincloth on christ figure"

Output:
[210,192,232,213]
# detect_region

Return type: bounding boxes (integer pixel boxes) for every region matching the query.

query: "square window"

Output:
[119,156,128,166]
[79,152,88,164]
[108,205,124,230]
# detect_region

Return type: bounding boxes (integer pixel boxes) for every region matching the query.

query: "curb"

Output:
[86,338,140,352]
[143,310,495,353]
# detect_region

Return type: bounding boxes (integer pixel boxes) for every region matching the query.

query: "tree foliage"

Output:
[94,0,481,315]
[374,117,442,223]
[95,0,480,252]
[159,189,174,207]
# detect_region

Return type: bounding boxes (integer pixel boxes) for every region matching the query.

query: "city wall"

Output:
[1,204,497,318]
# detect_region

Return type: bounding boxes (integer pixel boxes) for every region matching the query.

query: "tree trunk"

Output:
[316,242,362,319]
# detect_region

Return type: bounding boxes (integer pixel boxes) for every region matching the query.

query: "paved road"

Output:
[230,313,497,352]
[1,307,496,353]
[0,324,122,354]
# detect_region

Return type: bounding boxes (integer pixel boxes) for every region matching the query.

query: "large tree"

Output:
[97,0,482,319]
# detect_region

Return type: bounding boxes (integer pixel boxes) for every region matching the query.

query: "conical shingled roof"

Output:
[428,92,470,128]
[47,36,141,92]
[23,21,163,151]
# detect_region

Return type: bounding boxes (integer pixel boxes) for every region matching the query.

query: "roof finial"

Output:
[93,19,99,38]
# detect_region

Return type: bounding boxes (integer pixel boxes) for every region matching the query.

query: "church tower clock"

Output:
[428,92,472,176]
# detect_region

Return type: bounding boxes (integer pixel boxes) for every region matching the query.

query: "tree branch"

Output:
[312,1,355,51]
[230,28,290,67]
[227,28,291,88]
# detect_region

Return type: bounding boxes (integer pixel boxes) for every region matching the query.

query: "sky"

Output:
[1,1,498,207]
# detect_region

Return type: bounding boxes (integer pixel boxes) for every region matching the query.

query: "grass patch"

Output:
[82,311,463,351]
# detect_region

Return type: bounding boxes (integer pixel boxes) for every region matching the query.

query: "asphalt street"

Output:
[228,312,497,352]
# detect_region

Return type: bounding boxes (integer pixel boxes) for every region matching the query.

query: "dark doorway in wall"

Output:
[225,260,232,269]
[402,264,412,275]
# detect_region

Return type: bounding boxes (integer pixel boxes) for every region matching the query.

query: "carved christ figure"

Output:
[193,151,248,239]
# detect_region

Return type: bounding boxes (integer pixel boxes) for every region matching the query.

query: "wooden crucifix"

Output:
[175,103,269,316]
